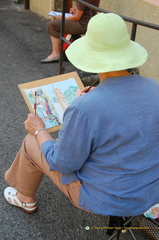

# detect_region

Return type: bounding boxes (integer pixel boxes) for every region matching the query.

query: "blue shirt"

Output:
[41,74,159,216]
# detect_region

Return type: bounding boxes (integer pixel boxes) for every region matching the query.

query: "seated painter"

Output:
[41,0,100,63]
[4,13,159,217]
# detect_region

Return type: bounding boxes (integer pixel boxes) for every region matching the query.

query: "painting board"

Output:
[18,71,84,133]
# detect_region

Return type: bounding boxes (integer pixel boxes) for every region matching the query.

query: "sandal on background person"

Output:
[4,187,37,213]
[40,56,60,63]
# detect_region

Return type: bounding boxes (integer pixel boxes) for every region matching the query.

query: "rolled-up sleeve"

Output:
[41,104,97,173]
[77,0,97,11]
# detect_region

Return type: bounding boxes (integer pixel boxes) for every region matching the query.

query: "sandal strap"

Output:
[4,187,37,211]
[10,190,36,208]
[21,202,37,207]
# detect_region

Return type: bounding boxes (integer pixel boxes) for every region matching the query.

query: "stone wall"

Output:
[100,0,159,80]
[29,0,52,18]
[54,0,62,11]
[29,0,66,18]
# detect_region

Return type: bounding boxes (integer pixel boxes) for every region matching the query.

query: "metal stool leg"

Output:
[106,216,137,240]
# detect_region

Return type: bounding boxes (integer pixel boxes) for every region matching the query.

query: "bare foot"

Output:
[17,192,35,204]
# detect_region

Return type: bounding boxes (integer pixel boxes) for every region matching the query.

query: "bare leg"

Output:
[16,192,35,203]
[41,19,87,63]
[46,36,60,60]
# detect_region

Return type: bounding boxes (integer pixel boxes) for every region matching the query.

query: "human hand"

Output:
[24,113,45,135]
[55,15,62,19]
[70,8,76,15]
[78,86,95,96]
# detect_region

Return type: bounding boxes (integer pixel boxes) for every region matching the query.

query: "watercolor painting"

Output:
[18,72,84,132]
[144,203,159,219]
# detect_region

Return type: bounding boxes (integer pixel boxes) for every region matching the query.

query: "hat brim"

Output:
[65,36,148,73]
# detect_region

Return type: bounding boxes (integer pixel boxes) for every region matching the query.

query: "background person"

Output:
[4,13,159,217]
[41,0,100,63]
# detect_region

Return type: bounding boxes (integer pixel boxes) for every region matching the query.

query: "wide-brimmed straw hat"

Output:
[65,13,148,73]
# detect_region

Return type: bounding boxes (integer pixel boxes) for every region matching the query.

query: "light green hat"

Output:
[66,13,148,73]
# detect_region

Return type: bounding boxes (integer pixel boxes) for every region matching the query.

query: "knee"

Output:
[23,134,38,151]
[47,20,61,38]
[48,21,53,29]
[25,133,35,142]
[47,20,56,33]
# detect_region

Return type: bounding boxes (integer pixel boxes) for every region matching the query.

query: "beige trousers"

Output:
[4,134,85,210]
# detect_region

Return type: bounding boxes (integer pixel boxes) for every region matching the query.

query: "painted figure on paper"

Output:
[23,78,80,129]
[36,89,61,125]
[53,85,68,111]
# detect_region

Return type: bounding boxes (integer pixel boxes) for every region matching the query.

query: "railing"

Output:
[59,0,159,74]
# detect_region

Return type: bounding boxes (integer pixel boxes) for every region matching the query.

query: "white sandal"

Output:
[4,187,37,213]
